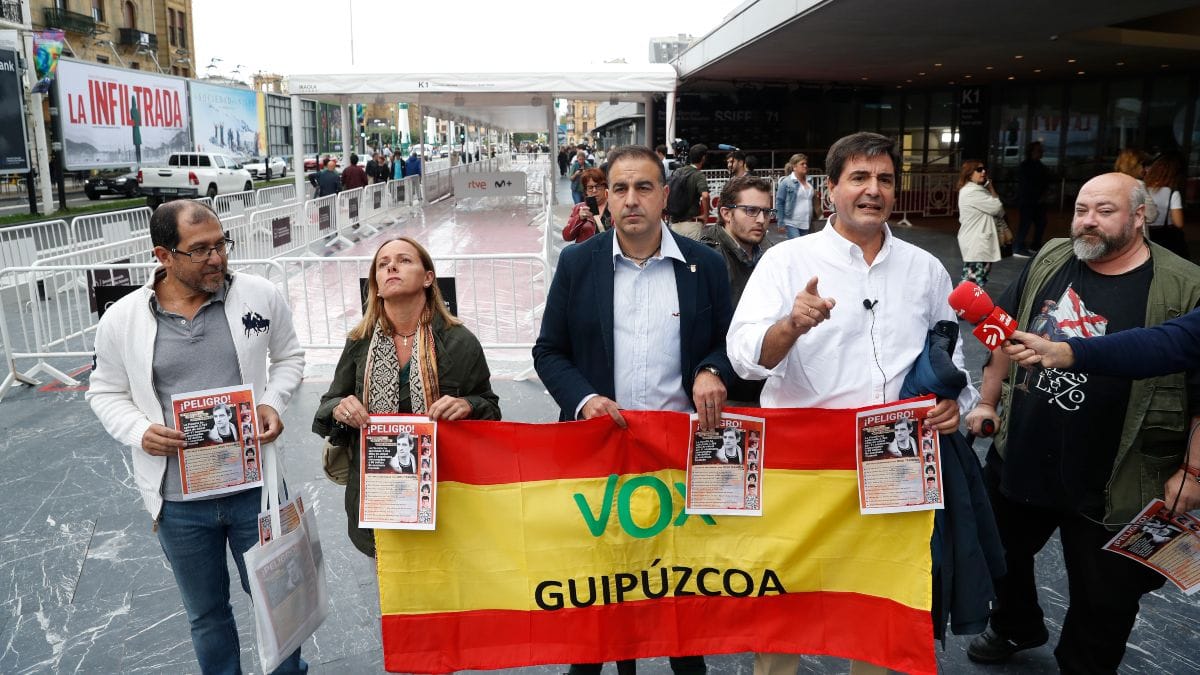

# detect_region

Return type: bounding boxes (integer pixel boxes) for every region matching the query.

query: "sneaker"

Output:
[967,626,1050,664]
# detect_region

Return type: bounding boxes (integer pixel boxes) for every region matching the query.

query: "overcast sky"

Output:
[193,0,739,78]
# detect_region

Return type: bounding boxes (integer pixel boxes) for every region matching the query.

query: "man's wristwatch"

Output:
[701,366,721,378]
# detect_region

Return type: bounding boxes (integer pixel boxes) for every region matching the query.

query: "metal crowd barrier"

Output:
[0,251,549,400]
[0,219,73,288]
[242,204,309,259]
[361,182,391,227]
[389,176,420,213]
[213,190,257,219]
[305,194,340,248]
[33,235,153,269]
[256,183,299,208]
[272,253,549,351]
[0,161,559,399]
[423,168,452,203]
[335,187,368,245]
[0,260,282,401]
[893,173,957,226]
[71,206,153,249]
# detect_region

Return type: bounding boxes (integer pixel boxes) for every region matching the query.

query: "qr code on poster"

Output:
[418,509,432,524]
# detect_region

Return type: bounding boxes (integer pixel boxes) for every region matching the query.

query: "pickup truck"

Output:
[137,152,254,208]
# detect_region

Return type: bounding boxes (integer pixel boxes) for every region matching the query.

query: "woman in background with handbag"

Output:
[312,237,501,557]
[562,168,611,243]
[956,160,1005,288]
[1144,152,1189,259]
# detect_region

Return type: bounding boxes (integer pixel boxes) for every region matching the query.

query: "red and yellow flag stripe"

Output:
[377,408,936,674]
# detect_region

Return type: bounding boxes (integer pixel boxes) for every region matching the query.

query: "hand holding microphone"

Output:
[1003,330,1077,369]
[948,281,1017,350]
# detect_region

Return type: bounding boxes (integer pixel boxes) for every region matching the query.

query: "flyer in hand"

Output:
[171,384,263,499]
[685,412,765,516]
[854,396,943,515]
[359,415,437,530]
[1102,498,1200,595]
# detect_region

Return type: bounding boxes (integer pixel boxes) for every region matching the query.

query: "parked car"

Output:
[244,156,288,180]
[84,169,140,200]
[138,152,253,208]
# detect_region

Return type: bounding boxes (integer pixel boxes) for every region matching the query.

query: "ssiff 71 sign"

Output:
[451,171,527,198]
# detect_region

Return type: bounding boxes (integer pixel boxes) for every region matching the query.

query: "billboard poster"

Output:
[31,30,64,94]
[256,92,268,157]
[190,80,258,161]
[0,46,30,173]
[318,102,342,154]
[56,59,190,170]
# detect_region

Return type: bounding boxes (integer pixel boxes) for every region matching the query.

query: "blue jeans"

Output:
[157,488,307,675]
[571,188,584,204]
[784,224,809,239]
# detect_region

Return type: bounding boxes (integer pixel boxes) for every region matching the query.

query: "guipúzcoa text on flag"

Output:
[377,407,936,674]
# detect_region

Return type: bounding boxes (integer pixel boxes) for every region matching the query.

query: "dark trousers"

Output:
[1015,203,1046,251]
[569,656,706,675]
[983,459,1165,675]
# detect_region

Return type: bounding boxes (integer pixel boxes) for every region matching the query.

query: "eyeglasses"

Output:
[585,183,607,192]
[728,205,777,219]
[973,167,987,173]
[170,238,235,263]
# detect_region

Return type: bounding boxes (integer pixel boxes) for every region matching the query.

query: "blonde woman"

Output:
[1144,152,1189,259]
[1115,148,1158,226]
[313,237,501,557]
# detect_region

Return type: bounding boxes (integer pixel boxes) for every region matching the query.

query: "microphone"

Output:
[948,281,1016,350]
[862,299,877,310]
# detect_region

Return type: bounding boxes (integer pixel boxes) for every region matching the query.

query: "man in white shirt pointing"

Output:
[726,131,977,675]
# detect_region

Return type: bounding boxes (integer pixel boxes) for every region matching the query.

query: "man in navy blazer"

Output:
[533,144,732,673]
[534,144,733,429]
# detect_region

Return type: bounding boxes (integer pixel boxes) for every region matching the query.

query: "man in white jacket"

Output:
[87,200,306,674]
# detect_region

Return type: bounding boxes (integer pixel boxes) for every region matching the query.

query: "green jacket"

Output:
[995,238,1200,526]
[312,316,502,556]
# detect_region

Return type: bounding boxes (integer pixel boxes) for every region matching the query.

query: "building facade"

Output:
[563,99,598,145]
[657,71,1200,207]
[29,0,194,77]
[649,34,692,65]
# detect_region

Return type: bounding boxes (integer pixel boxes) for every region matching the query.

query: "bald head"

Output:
[1079,172,1148,224]
[150,200,221,251]
[1071,172,1146,262]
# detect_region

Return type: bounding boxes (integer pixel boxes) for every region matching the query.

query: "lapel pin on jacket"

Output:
[689,264,696,273]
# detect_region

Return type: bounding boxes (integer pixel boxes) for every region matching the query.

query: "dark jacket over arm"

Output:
[1068,306,1200,379]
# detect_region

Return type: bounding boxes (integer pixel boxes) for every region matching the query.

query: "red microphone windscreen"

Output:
[948,281,995,324]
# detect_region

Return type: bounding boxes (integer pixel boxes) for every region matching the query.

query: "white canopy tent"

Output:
[285,64,679,200]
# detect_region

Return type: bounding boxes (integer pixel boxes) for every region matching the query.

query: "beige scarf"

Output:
[363,306,439,414]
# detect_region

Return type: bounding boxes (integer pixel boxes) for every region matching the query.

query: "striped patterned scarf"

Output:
[364,306,439,415]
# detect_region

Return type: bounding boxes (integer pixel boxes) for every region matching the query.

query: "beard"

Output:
[1071,221,1136,261]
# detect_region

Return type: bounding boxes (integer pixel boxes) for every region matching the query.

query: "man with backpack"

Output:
[667,144,711,240]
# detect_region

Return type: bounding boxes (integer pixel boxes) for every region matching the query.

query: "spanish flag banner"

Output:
[377,407,936,674]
